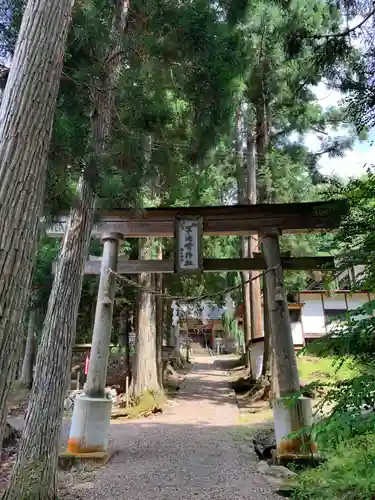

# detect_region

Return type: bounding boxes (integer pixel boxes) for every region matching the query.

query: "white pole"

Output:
[125,375,129,408]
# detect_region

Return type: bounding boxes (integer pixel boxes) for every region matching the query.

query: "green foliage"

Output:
[297,355,358,383]
[222,311,244,345]
[304,305,375,364]
[305,374,375,444]
[31,236,60,312]
[242,0,357,188]
[292,169,375,497]
[4,0,362,330]
[335,171,375,290]
[303,172,375,362]
[0,0,24,59]
[292,434,375,500]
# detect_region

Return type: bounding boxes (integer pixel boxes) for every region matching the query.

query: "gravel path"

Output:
[64,356,282,500]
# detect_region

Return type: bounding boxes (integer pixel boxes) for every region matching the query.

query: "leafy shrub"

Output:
[292,434,375,500]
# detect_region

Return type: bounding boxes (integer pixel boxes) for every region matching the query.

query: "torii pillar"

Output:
[262,230,316,461]
[67,232,123,458]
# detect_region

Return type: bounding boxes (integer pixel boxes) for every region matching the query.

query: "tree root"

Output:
[2,422,21,449]
[232,375,271,403]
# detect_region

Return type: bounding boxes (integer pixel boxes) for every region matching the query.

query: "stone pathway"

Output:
[67,356,282,500]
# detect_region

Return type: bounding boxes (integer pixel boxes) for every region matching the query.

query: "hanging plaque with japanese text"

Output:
[174,216,203,273]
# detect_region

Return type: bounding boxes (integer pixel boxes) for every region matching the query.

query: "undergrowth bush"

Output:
[292,434,375,500]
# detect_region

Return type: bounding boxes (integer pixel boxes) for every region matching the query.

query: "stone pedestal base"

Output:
[272,396,317,459]
[67,395,111,454]
[58,451,110,470]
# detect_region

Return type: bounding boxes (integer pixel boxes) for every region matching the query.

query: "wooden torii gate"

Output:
[48,200,343,277]
[48,199,347,460]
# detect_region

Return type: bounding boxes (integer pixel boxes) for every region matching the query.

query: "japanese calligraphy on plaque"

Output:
[174,216,203,273]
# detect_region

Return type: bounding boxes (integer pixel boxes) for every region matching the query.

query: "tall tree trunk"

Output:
[256,90,270,204]
[155,243,164,387]
[246,125,263,346]
[235,108,252,371]
[119,307,131,379]
[255,90,272,378]
[15,317,28,381]
[132,238,160,397]
[3,3,129,498]
[240,265,252,369]
[4,180,95,500]
[19,310,38,389]
[261,278,271,377]
[0,0,73,448]
[164,297,173,346]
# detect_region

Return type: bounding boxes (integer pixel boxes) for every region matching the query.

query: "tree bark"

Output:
[163,289,172,346]
[0,0,73,448]
[254,91,271,379]
[240,263,252,369]
[15,317,28,381]
[119,307,131,379]
[3,2,129,498]
[235,108,252,371]
[3,180,95,500]
[132,238,161,397]
[261,278,271,377]
[155,243,164,387]
[246,126,263,345]
[19,310,38,389]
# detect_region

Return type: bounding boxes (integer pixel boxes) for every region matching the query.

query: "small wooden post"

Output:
[76,370,80,391]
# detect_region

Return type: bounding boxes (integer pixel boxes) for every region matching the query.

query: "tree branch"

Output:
[311,126,329,135]
[0,63,111,95]
[313,8,375,39]
[1,63,75,89]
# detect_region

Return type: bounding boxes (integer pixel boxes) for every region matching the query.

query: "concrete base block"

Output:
[58,450,109,470]
[67,395,111,455]
[272,396,317,458]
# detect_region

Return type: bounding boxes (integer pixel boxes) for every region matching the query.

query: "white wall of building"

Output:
[291,322,303,345]
[300,292,370,337]
[346,292,369,310]
[299,294,325,336]
[250,342,264,380]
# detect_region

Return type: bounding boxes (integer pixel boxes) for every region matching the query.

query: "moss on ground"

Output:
[113,390,166,419]
[297,356,359,384]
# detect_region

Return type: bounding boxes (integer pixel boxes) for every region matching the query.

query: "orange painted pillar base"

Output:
[273,396,317,459]
[68,395,112,455]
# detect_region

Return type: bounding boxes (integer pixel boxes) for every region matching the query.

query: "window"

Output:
[289,309,301,323]
[324,309,346,325]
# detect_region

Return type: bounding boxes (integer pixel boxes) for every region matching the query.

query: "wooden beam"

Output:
[203,257,335,272]
[52,256,335,275]
[45,200,347,238]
